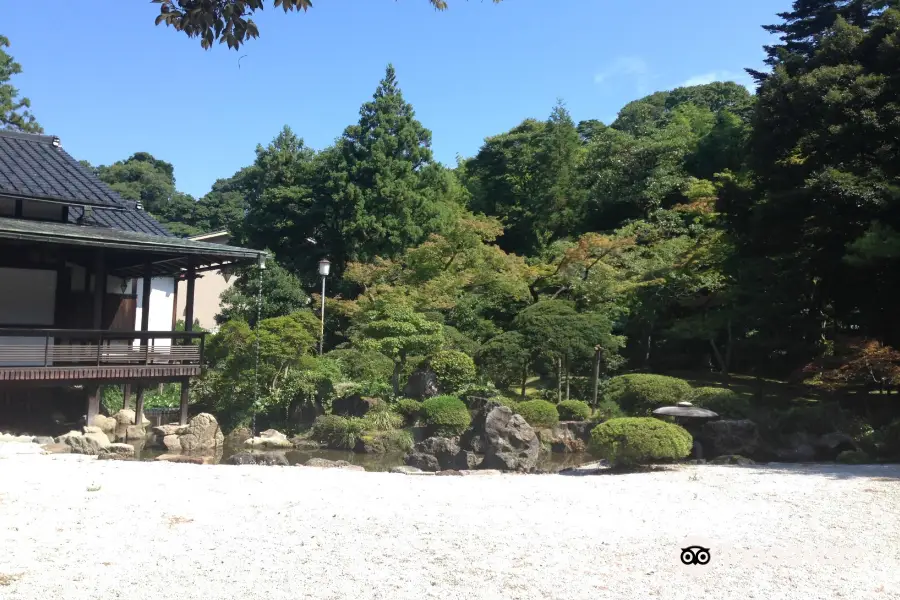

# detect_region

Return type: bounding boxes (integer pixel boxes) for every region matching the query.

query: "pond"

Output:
[136,445,594,473]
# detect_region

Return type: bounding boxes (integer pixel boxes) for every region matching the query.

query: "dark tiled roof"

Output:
[0,130,126,208]
[0,217,266,278]
[68,201,174,237]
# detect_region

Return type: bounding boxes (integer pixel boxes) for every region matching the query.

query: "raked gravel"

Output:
[0,452,899,600]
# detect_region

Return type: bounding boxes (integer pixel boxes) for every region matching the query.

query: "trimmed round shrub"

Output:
[421,395,471,437]
[429,350,477,392]
[392,398,424,425]
[590,417,693,468]
[603,374,693,416]
[516,399,560,429]
[836,450,871,465]
[691,387,751,419]
[557,400,592,422]
[592,399,625,422]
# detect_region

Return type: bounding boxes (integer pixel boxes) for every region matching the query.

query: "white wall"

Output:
[0,268,57,366]
[135,277,176,349]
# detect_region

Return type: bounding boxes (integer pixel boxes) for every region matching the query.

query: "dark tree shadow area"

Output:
[737,462,900,481]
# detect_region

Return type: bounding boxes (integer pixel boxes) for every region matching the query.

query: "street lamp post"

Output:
[317,259,331,356]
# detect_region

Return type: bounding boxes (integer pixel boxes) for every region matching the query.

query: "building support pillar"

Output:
[135,261,152,423]
[86,385,101,427]
[86,250,105,423]
[180,260,196,426]
[123,384,132,410]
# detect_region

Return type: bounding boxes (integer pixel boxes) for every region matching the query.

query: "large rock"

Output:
[699,420,761,458]
[162,435,183,453]
[390,465,426,475]
[405,452,441,472]
[64,431,111,455]
[225,427,253,448]
[41,443,72,454]
[244,429,293,450]
[32,436,55,445]
[225,452,258,465]
[112,409,150,441]
[816,432,858,460]
[537,425,587,454]
[225,451,289,466]
[331,394,380,417]
[480,405,540,472]
[98,443,136,460]
[177,413,224,453]
[90,414,117,439]
[403,369,439,400]
[776,432,817,462]
[253,452,290,466]
[302,458,364,471]
[406,437,481,470]
[155,454,213,465]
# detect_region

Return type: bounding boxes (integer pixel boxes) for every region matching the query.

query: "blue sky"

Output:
[5,0,788,198]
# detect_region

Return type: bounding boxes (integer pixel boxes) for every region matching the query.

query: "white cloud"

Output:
[594,56,650,91]
[681,70,755,91]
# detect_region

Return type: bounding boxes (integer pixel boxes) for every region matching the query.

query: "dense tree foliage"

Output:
[153,0,504,49]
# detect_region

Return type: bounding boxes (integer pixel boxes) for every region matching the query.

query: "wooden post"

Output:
[180,260,196,426]
[86,385,100,427]
[592,345,602,407]
[180,378,191,426]
[184,263,196,334]
[123,384,132,410]
[87,251,106,423]
[135,261,152,422]
[92,249,106,329]
[134,386,145,424]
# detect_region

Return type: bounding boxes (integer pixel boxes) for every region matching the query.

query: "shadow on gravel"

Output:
[741,463,900,480]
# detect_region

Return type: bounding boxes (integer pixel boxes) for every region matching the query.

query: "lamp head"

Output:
[318,259,331,277]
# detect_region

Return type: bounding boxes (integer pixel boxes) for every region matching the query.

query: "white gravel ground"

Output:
[1,453,899,600]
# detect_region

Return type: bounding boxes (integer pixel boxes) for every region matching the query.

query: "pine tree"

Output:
[748,0,895,81]
[0,35,42,133]
[329,64,453,264]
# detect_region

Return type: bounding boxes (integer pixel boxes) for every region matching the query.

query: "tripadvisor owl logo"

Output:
[680,546,711,565]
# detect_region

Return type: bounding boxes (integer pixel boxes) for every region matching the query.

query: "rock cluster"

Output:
[146,413,224,454]
[405,403,541,473]
[244,429,293,450]
[91,409,150,442]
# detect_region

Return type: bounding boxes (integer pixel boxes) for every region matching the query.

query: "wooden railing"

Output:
[0,329,205,368]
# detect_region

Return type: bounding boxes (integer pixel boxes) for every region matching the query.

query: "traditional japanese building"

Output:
[0,130,264,432]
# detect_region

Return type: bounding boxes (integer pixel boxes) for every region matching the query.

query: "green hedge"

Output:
[691,387,751,419]
[392,398,424,425]
[590,417,693,467]
[603,374,693,416]
[557,400,592,422]
[421,395,471,437]
[516,399,560,429]
[429,350,477,393]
